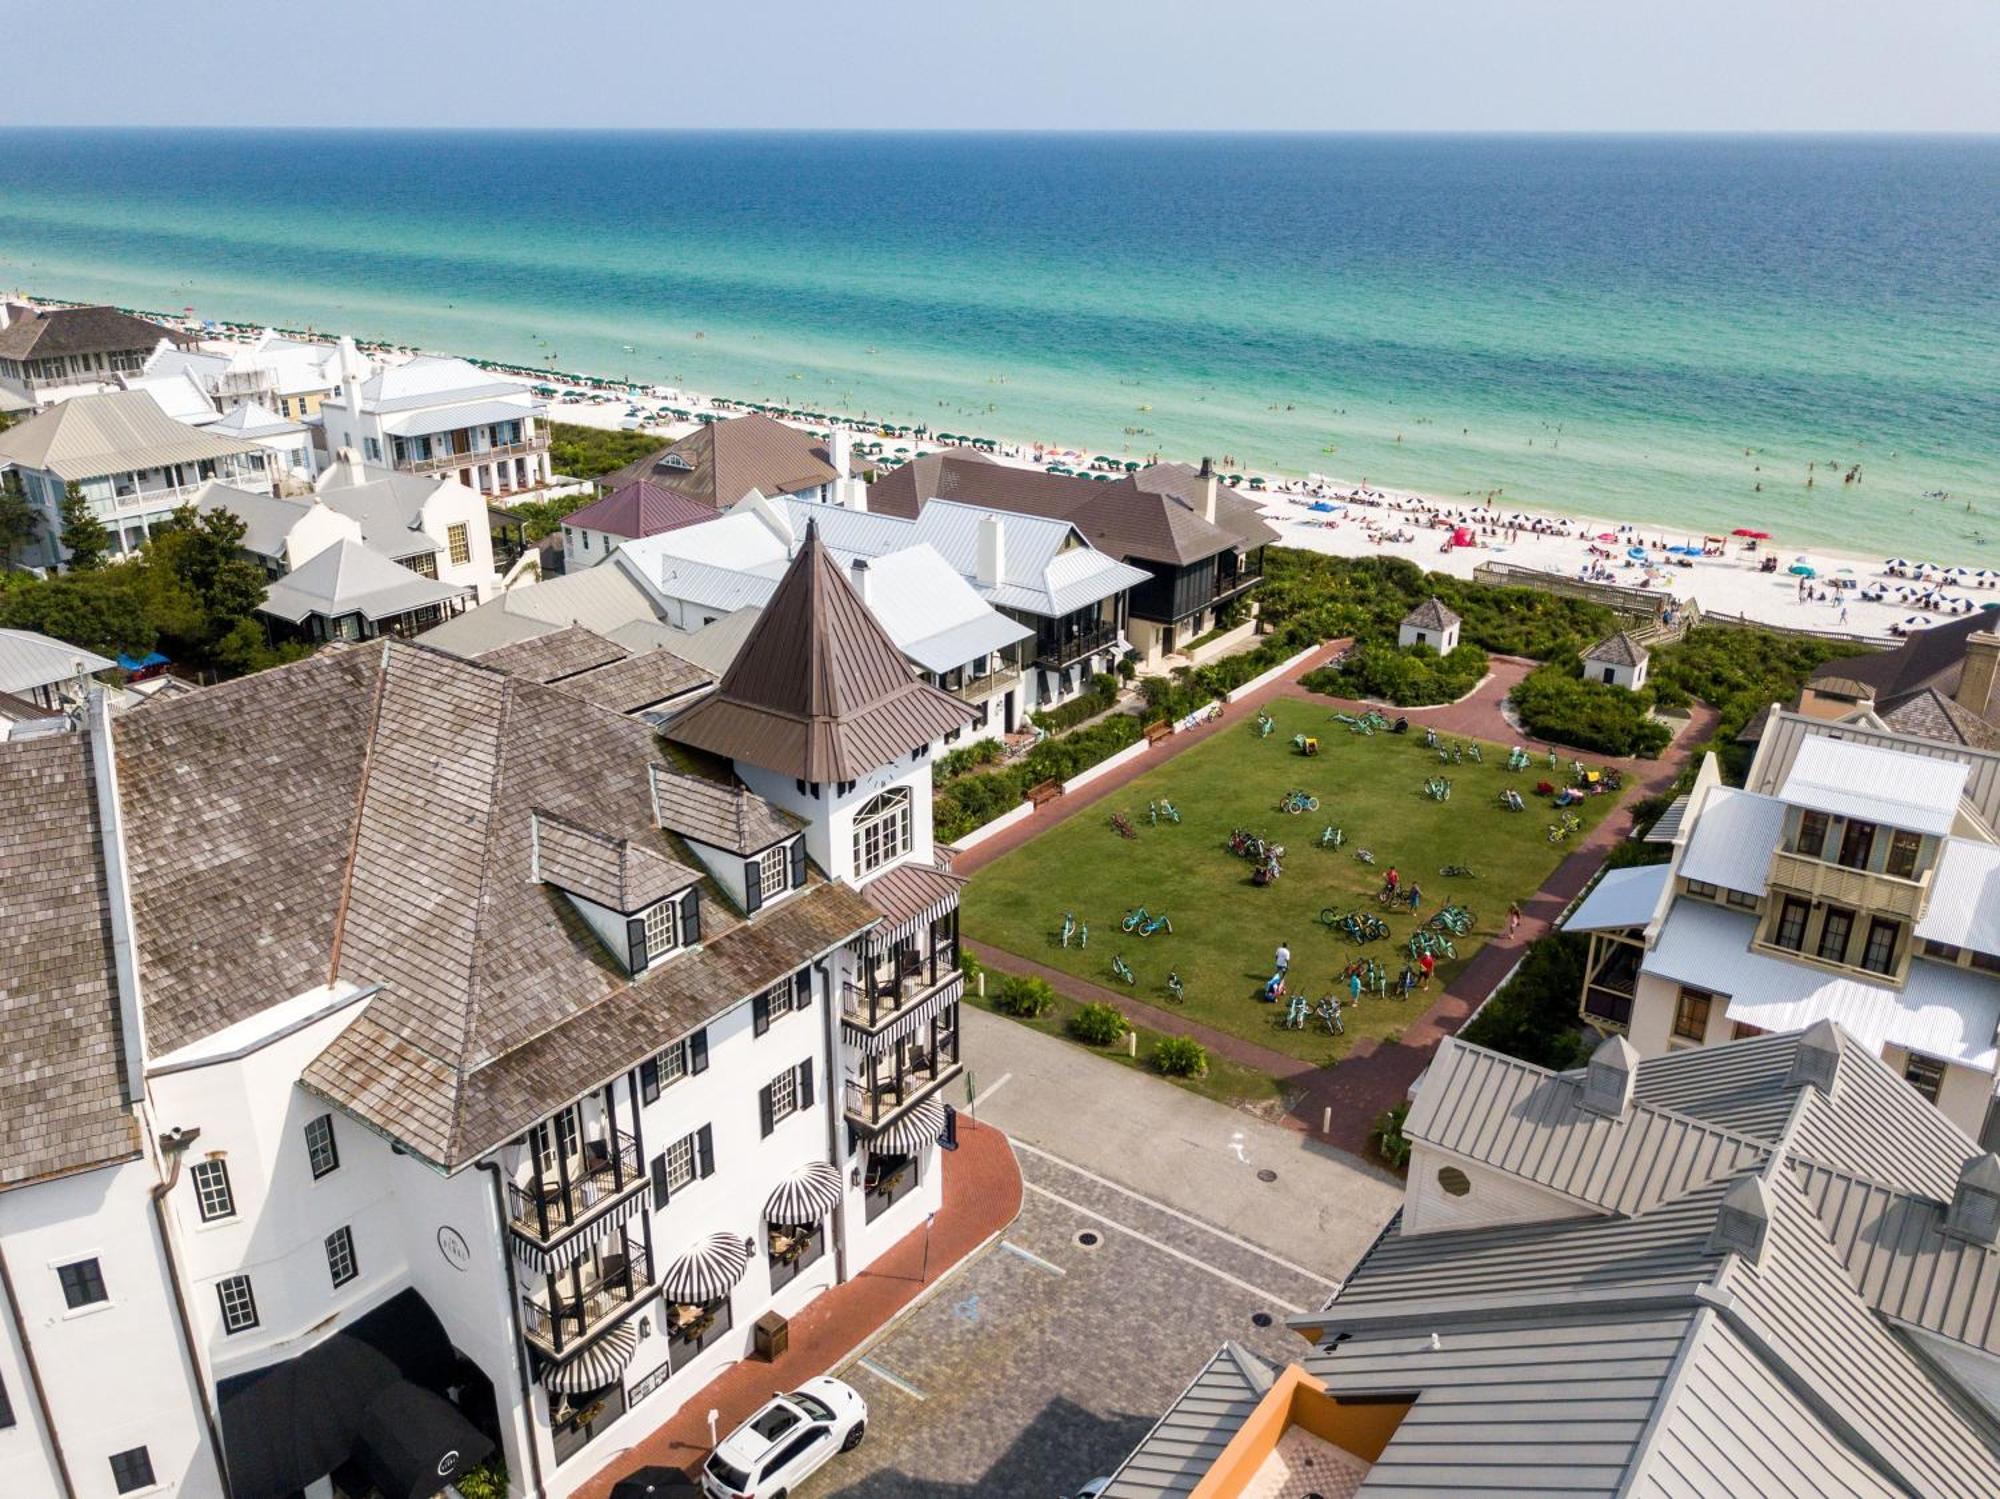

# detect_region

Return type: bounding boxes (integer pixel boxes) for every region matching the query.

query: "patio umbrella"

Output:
[610,1468,700,1498]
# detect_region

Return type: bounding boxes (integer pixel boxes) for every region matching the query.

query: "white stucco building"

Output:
[1397,597,1461,653]
[1582,630,1650,690]
[319,344,552,500]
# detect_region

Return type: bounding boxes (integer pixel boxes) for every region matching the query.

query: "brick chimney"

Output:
[1958,631,2000,718]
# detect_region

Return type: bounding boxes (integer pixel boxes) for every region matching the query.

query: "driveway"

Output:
[797,1008,1400,1496]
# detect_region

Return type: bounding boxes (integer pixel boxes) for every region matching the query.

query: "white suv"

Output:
[700,1377,868,1499]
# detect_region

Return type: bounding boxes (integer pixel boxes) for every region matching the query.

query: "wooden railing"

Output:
[1767,850,1929,921]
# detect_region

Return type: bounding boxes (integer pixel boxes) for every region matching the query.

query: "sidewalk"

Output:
[574,1119,1024,1495]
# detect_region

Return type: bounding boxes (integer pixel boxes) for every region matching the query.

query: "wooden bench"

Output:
[1027,778,1065,807]
[1143,719,1174,745]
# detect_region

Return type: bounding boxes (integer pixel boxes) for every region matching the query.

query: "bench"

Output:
[1143,719,1174,746]
[1027,778,1065,807]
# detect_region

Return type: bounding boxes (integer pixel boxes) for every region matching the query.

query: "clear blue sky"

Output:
[8,0,1997,132]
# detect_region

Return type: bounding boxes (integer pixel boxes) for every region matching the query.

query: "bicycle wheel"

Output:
[1320,906,1339,926]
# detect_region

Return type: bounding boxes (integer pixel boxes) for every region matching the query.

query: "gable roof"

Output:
[1810,609,1995,712]
[666,522,971,781]
[1779,733,1968,837]
[1101,1342,1277,1499]
[475,623,629,683]
[1882,686,2000,751]
[257,539,472,624]
[531,810,701,913]
[649,763,800,855]
[596,414,838,509]
[0,304,185,361]
[415,558,667,657]
[0,729,142,1189]
[561,479,716,541]
[0,627,115,696]
[1584,629,1648,667]
[0,388,262,480]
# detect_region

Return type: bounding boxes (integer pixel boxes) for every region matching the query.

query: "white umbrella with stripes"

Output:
[659,1230,750,1303]
[766,1161,845,1227]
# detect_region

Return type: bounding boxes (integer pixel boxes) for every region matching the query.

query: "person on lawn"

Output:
[1275,941,1291,977]
[1406,882,1423,912]
[1418,950,1436,989]
[1384,866,1400,893]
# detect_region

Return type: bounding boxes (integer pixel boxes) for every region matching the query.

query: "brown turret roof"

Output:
[667,522,971,781]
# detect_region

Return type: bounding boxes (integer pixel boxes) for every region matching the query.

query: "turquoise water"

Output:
[1,130,1996,557]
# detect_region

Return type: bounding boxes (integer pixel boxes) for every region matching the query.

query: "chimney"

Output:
[83,690,150,1105]
[1579,1034,1638,1118]
[1946,1154,2000,1246]
[850,557,870,603]
[1787,1019,1842,1095]
[1958,630,2000,717]
[976,513,1005,588]
[1708,1175,1772,1264]
[335,334,366,405]
[1199,456,1218,525]
[829,428,852,481]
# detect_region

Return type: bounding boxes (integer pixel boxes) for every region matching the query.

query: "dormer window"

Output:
[628,887,700,973]
[741,837,806,915]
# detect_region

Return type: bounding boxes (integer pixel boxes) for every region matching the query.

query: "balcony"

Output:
[844,1005,963,1132]
[403,431,549,476]
[1767,850,1930,921]
[1034,621,1118,670]
[843,948,960,1030]
[845,1060,963,1132]
[945,663,1022,704]
[519,1241,652,1360]
[1211,564,1264,603]
[506,1129,643,1245]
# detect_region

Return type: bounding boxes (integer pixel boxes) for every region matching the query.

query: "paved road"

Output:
[797,1008,1400,1496]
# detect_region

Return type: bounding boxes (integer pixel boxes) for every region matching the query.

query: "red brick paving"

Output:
[959,639,1719,1159]
[573,1118,1023,1496]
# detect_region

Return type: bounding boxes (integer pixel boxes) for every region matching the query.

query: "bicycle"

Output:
[1281,993,1310,1030]
[1317,995,1345,1035]
[1110,811,1138,839]
[1155,798,1181,824]
[1121,906,1150,934]
[1058,910,1077,947]
[1252,711,1275,738]
[1317,824,1343,849]
[1134,911,1173,938]
[1110,954,1135,985]
[1548,812,1581,844]
[1165,969,1184,1003]
[1279,789,1319,814]
[1354,848,1376,865]
[1440,863,1476,878]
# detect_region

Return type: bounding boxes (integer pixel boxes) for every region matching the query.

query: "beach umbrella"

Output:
[1789,565,1816,577]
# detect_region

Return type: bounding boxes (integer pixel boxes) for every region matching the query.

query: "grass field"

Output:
[962,696,1622,1066]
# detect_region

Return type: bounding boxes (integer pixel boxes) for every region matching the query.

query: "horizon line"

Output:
[1,124,1998,139]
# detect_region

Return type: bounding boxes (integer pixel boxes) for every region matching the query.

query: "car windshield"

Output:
[749,1402,802,1441]
[704,1455,750,1489]
[789,1390,835,1422]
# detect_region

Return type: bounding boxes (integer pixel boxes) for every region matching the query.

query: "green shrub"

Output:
[1302,640,1489,707]
[547,421,667,480]
[453,1459,509,1499]
[959,948,984,990]
[936,738,1005,784]
[1068,1002,1130,1046]
[1646,625,1862,785]
[1459,932,1592,1070]
[993,975,1056,1018]
[932,712,1149,842]
[1510,661,1672,758]
[1151,1035,1209,1078]
[1371,1100,1413,1170]
[1032,673,1119,733]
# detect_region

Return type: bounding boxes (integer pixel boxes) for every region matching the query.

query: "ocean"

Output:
[1,129,1995,559]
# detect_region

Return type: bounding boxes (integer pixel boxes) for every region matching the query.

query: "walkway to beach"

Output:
[957,639,1717,1157]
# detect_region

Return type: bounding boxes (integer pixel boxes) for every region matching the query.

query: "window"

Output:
[1861,917,1901,976]
[403,550,439,579]
[1685,879,1718,899]
[1837,818,1877,870]
[217,1274,259,1334]
[1672,987,1712,1043]
[864,1150,919,1222]
[759,1061,813,1137]
[1732,1022,1769,1040]
[641,1038,690,1102]
[1816,906,1855,965]
[304,1114,340,1178]
[189,1158,235,1222]
[768,1068,798,1124]
[757,843,790,901]
[325,1226,358,1288]
[1886,828,1923,880]
[364,436,382,462]
[1773,897,1810,952]
[768,1219,825,1291]
[531,1105,580,1179]
[57,1258,106,1309]
[1794,810,1829,859]
[664,1134,697,1192]
[651,1125,714,1208]
[1725,888,1760,910]
[1974,950,2000,976]
[1905,1053,1946,1104]
[109,1447,156,1494]
[446,522,471,567]
[851,788,911,875]
[1926,940,1964,963]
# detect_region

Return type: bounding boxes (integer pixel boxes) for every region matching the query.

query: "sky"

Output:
[6,0,1998,132]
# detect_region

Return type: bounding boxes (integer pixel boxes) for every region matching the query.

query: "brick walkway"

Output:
[574,1119,1024,1495]
[958,636,1718,1158]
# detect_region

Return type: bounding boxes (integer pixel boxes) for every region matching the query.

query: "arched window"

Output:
[851,788,911,875]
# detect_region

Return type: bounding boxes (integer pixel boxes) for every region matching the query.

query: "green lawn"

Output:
[962,695,1621,1066]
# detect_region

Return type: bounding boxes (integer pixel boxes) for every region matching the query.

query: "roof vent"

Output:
[1708,1175,1773,1263]
[1787,1019,1842,1095]
[1946,1154,2000,1247]
[1579,1034,1639,1118]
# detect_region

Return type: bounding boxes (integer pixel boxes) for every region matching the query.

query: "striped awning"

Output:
[542,1320,638,1395]
[510,1189,648,1277]
[859,860,964,948]
[843,973,962,1055]
[765,1161,845,1227]
[869,1094,948,1155]
[659,1231,750,1303]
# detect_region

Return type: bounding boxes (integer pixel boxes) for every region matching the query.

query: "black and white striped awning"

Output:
[869,1094,948,1155]
[659,1231,750,1303]
[843,974,962,1055]
[542,1320,638,1395]
[510,1189,648,1277]
[859,861,964,949]
[765,1161,844,1227]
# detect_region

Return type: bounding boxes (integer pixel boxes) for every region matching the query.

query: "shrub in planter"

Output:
[1371,1100,1412,1170]
[453,1460,509,1499]
[994,974,1056,1019]
[1151,1035,1209,1078]
[1068,1002,1129,1045]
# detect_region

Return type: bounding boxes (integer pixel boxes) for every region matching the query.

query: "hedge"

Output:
[933,713,1146,842]
[1510,660,1672,758]
[1301,640,1489,707]
[1031,673,1119,733]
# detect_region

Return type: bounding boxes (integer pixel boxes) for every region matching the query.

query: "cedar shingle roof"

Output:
[0,730,141,1189]
[596,414,838,509]
[1881,685,2000,751]
[1583,629,1647,667]
[667,523,972,781]
[476,624,714,716]
[111,640,873,1167]
[532,810,701,913]
[1402,596,1461,632]
[650,764,800,855]
[0,304,185,361]
[474,622,629,682]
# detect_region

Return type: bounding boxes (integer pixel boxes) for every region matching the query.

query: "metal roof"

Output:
[0,627,115,695]
[379,394,537,438]
[347,355,531,414]
[416,558,666,657]
[1676,787,1788,895]
[1643,793,1691,843]
[206,399,305,439]
[1643,899,2000,1071]
[258,539,472,624]
[196,482,316,561]
[1101,1343,1276,1499]
[1778,734,1968,837]
[1750,708,2000,833]
[1562,863,1671,933]
[1916,838,2000,957]
[0,388,262,480]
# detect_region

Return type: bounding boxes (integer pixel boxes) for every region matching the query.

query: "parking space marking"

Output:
[1011,1139,1341,1291]
[972,1071,1013,1108]
[1000,1238,1067,1275]
[1024,1182,1308,1315]
[854,1357,927,1402]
